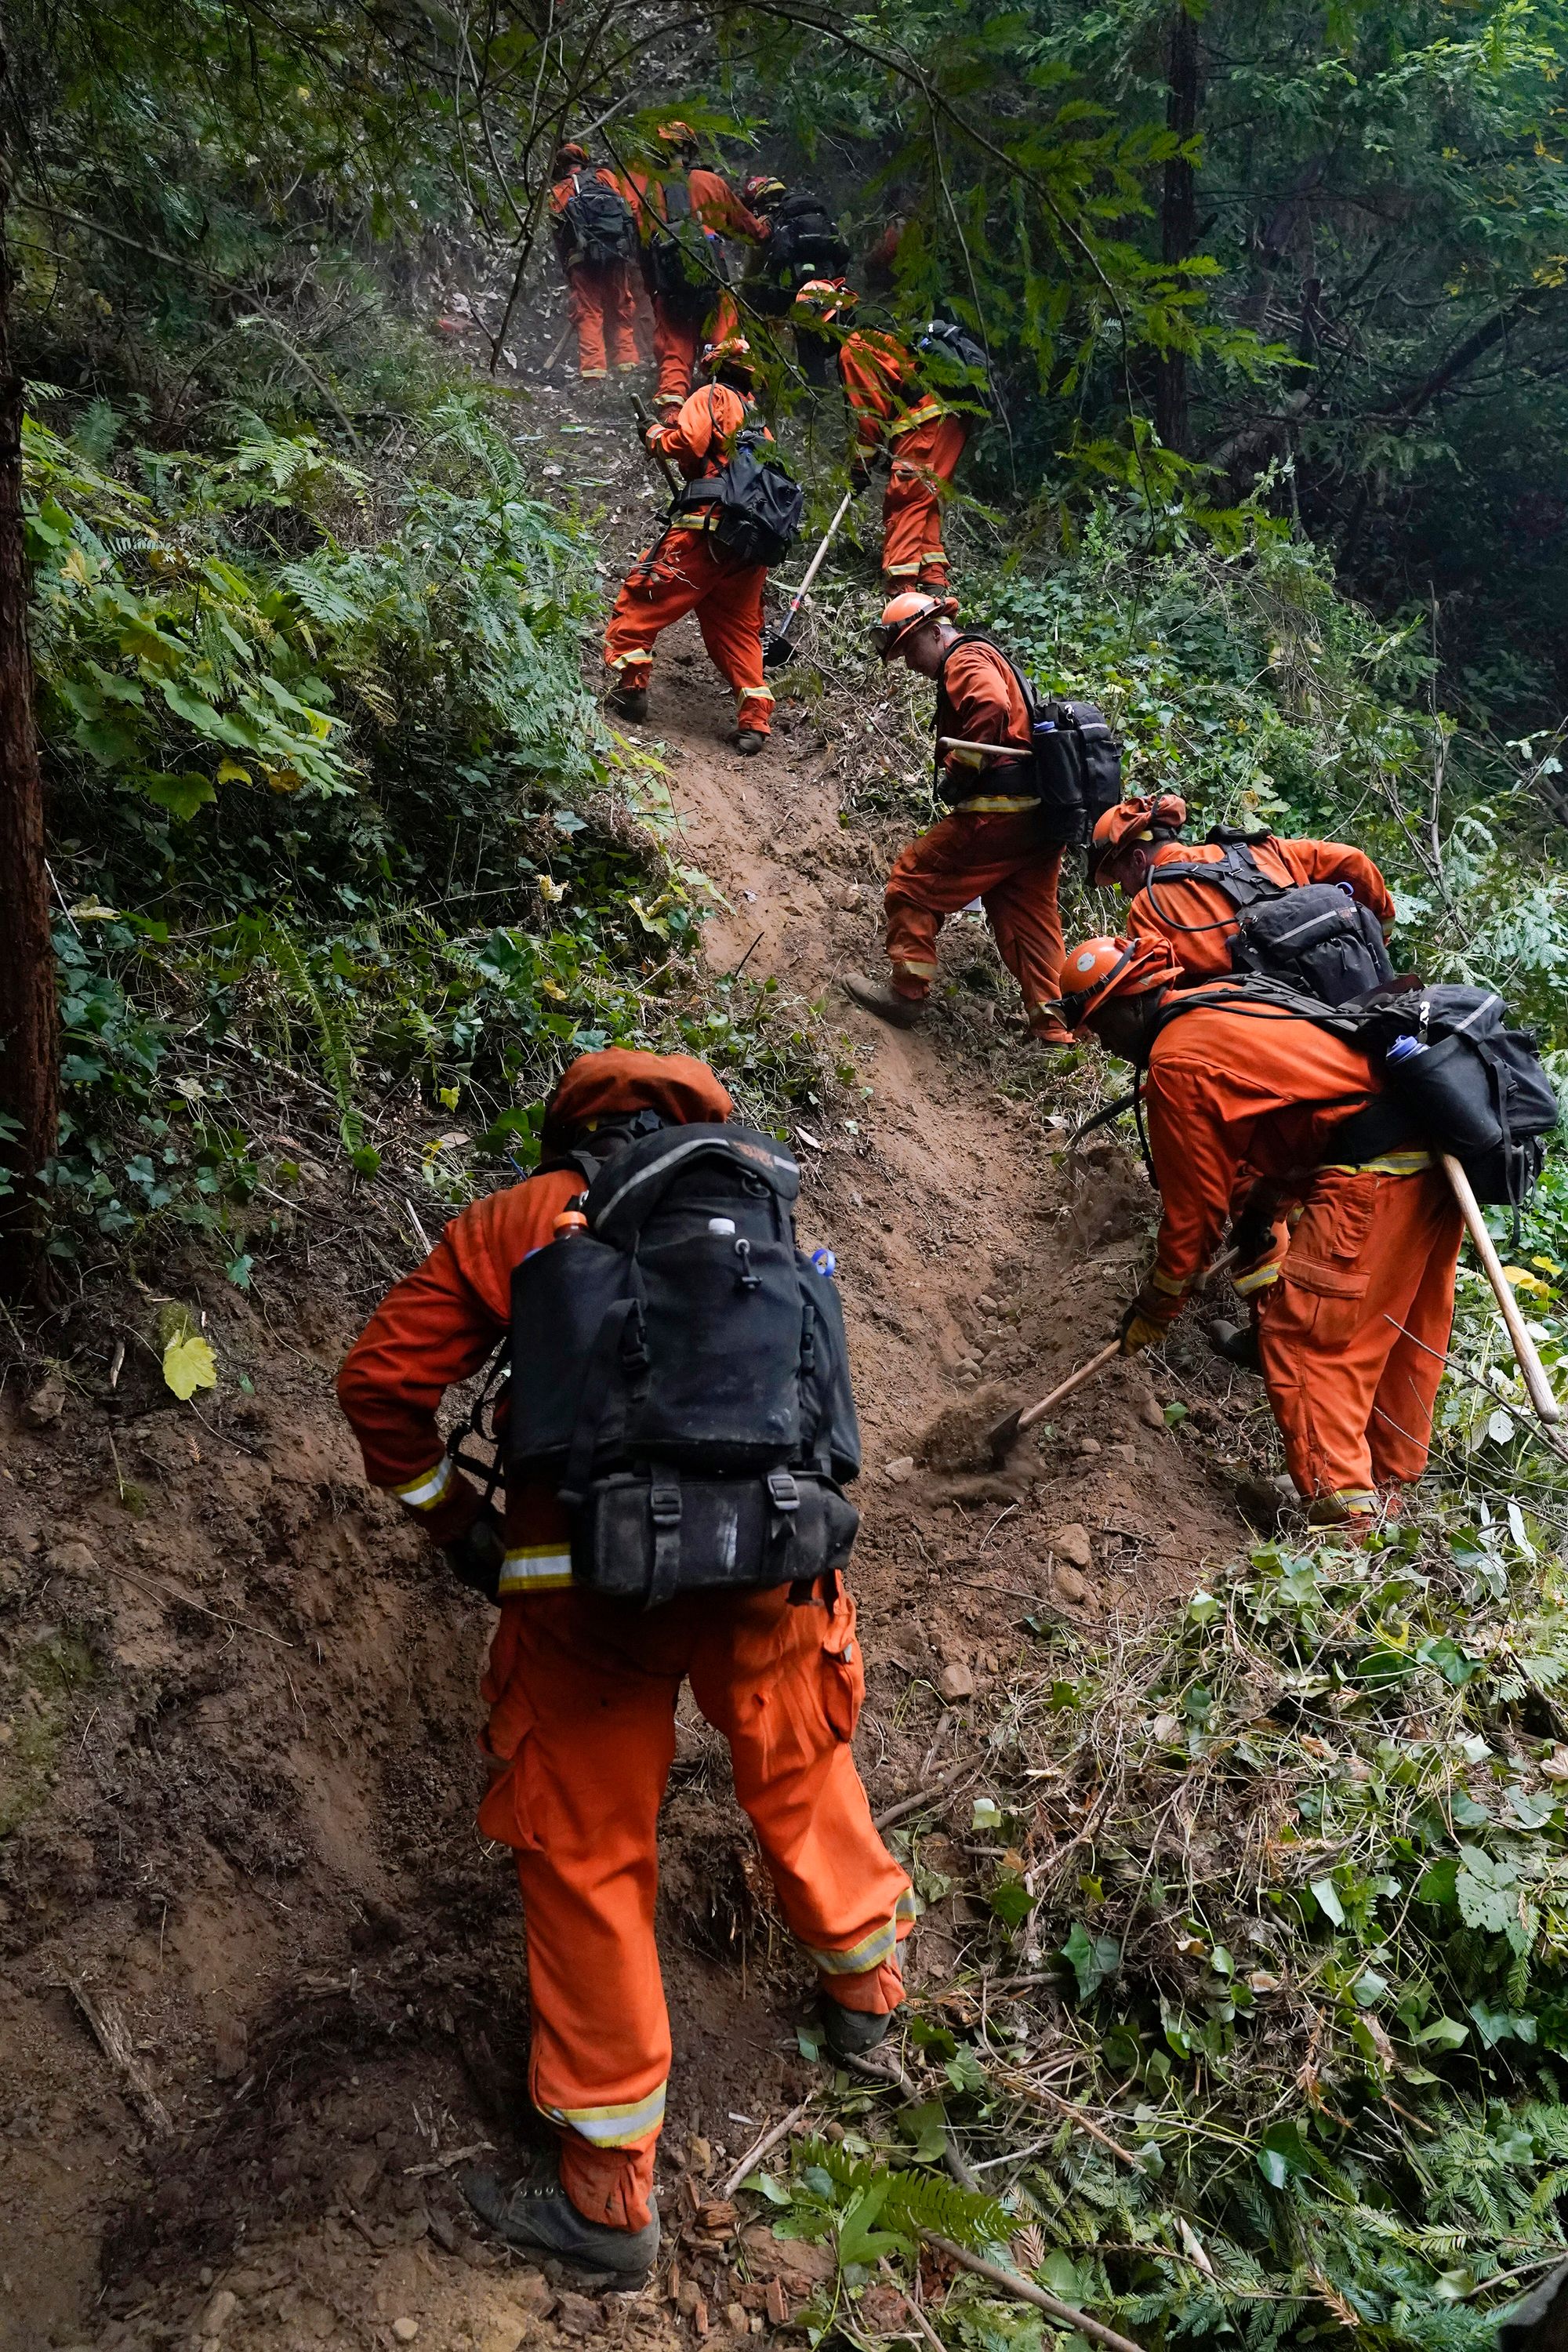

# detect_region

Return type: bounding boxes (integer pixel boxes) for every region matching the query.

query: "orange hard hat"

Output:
[655,120,698,151]
[873,589,958,663]
[742,174,787,207]
[540,1049,732,1157]
[702,333,756,380]
[793,277,857,327]
[1058,935,1181,1029]
[555,141,590,170]
[1088,793,1189,877]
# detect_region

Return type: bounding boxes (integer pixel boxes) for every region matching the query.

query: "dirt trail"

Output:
[0,377,1259,2352]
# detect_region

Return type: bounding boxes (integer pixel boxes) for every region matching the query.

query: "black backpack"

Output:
[1149,978,1559,1220]
[556,174,637,270]
[1145,829,1393,1007]
[678,424,804,568]
[647,177,723,323]
[505,1123,862,1607]
[916,318,994,413]
[766,191,850,288]
[934,631,1123,844]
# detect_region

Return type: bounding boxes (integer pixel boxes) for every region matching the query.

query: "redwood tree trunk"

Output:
[1155,4,1200,456]
[0,168,59,1296]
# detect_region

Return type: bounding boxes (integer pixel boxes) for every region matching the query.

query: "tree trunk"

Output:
[1154,3,1199,456]
[0,168,59,1298]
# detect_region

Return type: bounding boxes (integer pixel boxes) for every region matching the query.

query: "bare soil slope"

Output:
[0,379,1264,2352]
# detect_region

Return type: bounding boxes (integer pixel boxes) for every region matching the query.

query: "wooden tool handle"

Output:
[1441,1154,1561,1423]
[1017,1341,1122,1436]
[783,488,856,620]
[937,736,1032,760]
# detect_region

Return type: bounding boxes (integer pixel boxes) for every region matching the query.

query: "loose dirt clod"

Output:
[914,1381,1014,1472]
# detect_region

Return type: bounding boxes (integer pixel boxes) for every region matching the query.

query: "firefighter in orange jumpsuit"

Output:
[1089,793,1398,978]
[1056,935,1462,1537]
[793,280,967,589]
[336,1048,913,2280]
[844,593,1072,1044]
[620,124,768,410]
[602,339,775,751]
[548,143,640,381]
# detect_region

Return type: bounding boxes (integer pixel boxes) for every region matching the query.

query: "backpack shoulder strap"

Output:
[1142,839,1280,931]
[936,630,1038,720]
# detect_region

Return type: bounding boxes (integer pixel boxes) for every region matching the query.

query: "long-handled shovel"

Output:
[630,394,680,497]
[985,1342,1122,1465]
[763,487,857,670]
[985,1248,1242,1464]
[1442,1153,1561,1422]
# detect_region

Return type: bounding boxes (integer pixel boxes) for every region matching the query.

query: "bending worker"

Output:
[1057,935,1462,1537]
[1089,793,1396,979]
[602,338,775,751]
[336,1048,913,2280]
[793,280,966,590]
[844,593,1073,1044]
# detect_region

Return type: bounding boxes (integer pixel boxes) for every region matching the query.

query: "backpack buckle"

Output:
[649,1479,683,1527]
[767,1471,800,1513]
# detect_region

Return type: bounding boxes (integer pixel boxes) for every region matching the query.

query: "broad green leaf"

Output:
[1414,2016,1469,2050]
[1309,1876,1345,1926]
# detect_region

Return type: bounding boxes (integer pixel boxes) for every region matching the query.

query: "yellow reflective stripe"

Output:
[1232,1262,1281,1296]
[884,560,922,578]
[738,687,776,707]
[891,400,944,434]
[608,651,651,675]
[891,958,938,980]
[394,1457,453,1512]
[1307,1489,1378,1522]
[543,2083,668,2147]
[809,1915,900,1976]
[498,1547,574,1595]
[1149,1268,1186,1298]
[1318,1150,1434,1176]
[952,796,1038,813]
[895,1886,919,1924]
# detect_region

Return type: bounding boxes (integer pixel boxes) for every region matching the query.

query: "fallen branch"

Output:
[720,2095,818,2200]
[874,1758,976,1831]
[993,2067,1143,2172]
[403,2140,495,2177]
[67,1976,174,2138]
[840,2052,980,2192]
[926,2238,1149,2352]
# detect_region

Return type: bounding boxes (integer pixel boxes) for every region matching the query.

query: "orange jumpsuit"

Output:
[884,640,1069,1040]
[549,170,640,379]
[622,168,766,406]
[602,383,775,735]
[1127,834,1397,980]
[1141,1000,1462,1522]
[839,329,967,587]
[336,1050,911,2237]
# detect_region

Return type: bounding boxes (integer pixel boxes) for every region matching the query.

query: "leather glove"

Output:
[1119,1279,1184,1356]
[441,1505,506,1603]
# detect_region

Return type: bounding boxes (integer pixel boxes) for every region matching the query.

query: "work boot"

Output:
[1207,1317,1261,1372]
[821,1998,893,2059]
[843,973,924,1029]
[607,684,648,722]
[460,2161,659,2285]
[1235,1472,1298,1528]
[1029,1025,1076,1051]
[735,729,765,756]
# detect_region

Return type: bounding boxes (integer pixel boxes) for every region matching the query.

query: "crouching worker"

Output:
[336,1047,913,2281]
[844,593,1073,1044]
[1056,937,1462,1538]
[604,337,779,751]
[1088,793,1397,998]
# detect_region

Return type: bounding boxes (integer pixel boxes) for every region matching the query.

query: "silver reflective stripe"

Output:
[542,2082,667,2145]
[395,1457,453,1511]
[498,1548,573,1595]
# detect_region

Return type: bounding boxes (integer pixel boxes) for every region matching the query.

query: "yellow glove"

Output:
[1119,1278,1183,1355]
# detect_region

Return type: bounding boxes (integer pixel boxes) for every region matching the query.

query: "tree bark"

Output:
[0,165,60,1297]
[1154,3,1199,456]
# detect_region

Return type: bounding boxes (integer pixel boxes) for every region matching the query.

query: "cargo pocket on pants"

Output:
[475,1704,543,1853]
[820,1592,866,1744]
